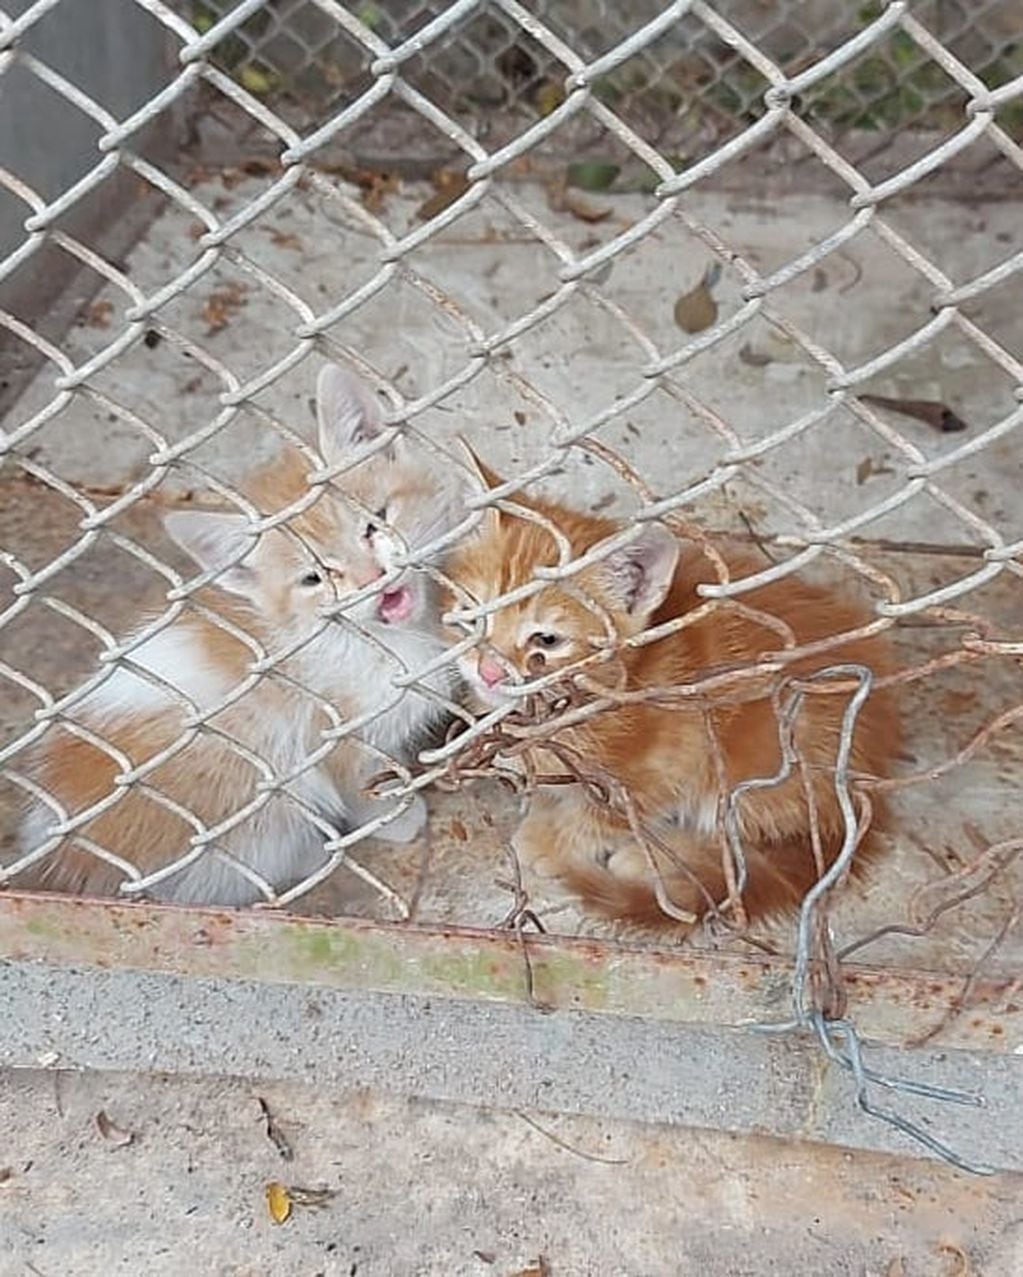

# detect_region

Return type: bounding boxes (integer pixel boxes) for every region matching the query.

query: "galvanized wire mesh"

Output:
[1,0,1022,1171]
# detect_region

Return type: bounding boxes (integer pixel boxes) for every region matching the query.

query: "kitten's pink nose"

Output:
[478,654,506,688]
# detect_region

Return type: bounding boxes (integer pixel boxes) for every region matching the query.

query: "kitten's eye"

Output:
[365,506,387,539]
[529,632,562,649]
[299,570,323,588]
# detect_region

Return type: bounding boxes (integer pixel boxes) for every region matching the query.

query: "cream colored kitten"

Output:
[13,364,464,905]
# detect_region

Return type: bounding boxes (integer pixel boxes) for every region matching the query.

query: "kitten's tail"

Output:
[559,828,883,929]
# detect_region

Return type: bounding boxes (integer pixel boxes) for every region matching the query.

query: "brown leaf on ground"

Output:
[856,456,895,485]
[201,281,248,334]
[95,1109,136,1148]
[859,393,968,434]
[241,157,277,177]
[674,263,722,334]
[549,178,611,224]
[268,228,304,251]
[417,169,471,221]
[361,170,400,214]
[286,1184,338,1208]
[84,300,114,328]
[508,1259,551,1277]
[673,280,717,333]
[936,1241,973,1276]
[738,343,771,367]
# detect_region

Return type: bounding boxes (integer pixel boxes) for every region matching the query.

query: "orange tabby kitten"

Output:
[446,454,898,928]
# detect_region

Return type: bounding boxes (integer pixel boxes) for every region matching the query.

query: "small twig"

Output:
[257,1096,294,1162]
[514,1110,630,1165]
[737,507,778,563]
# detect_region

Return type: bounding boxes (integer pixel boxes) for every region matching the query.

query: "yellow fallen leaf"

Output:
[535,80,565,117]
[266,1180,292,1225]
[239,65,276,96]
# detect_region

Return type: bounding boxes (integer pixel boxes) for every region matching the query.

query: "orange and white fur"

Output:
[15,365,465,905]
[447,456,898,928]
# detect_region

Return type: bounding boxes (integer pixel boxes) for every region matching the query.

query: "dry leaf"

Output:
[884,1260,906,1277]
[449,819,468,842]
[535,81,565,117]
[856,456,895,485]
[738,343,771,367]
[561,189,611,224]
[239,65,275,95]
[673,279,717,334]
[268,228,303,251]
[859,393,968,434]
[0,1167,12,1184]
[936,1242,972,1277]
[509,1259,550,1277]
[361,170,399,214]
[417,169,471,221]
[266,1180,292,1225]
[201,281,248,334]
[95,1109,136,1148]
[287,1184,338,1208]
[84,300,114,329]
[241,157,277,177]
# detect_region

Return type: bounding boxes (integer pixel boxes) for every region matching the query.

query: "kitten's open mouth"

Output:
[377,586,414,624]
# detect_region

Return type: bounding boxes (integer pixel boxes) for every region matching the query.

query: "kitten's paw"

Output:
[512,824,559,879]
[375,794,427,844]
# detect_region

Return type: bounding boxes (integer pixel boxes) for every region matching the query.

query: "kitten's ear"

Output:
[316,363,384,461]
[164,510,258,598]
[455,437,504,491]
[598,524,679,618]
[455,437,504,535]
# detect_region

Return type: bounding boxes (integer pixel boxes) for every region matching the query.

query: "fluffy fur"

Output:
[15,364,464,905]
[446,453,899,929]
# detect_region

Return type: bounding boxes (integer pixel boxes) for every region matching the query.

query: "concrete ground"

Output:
[1,1066,1021,1277]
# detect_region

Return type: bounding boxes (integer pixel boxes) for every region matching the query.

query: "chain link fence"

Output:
[1,1,1022,1171]
[191,0,1023,166]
